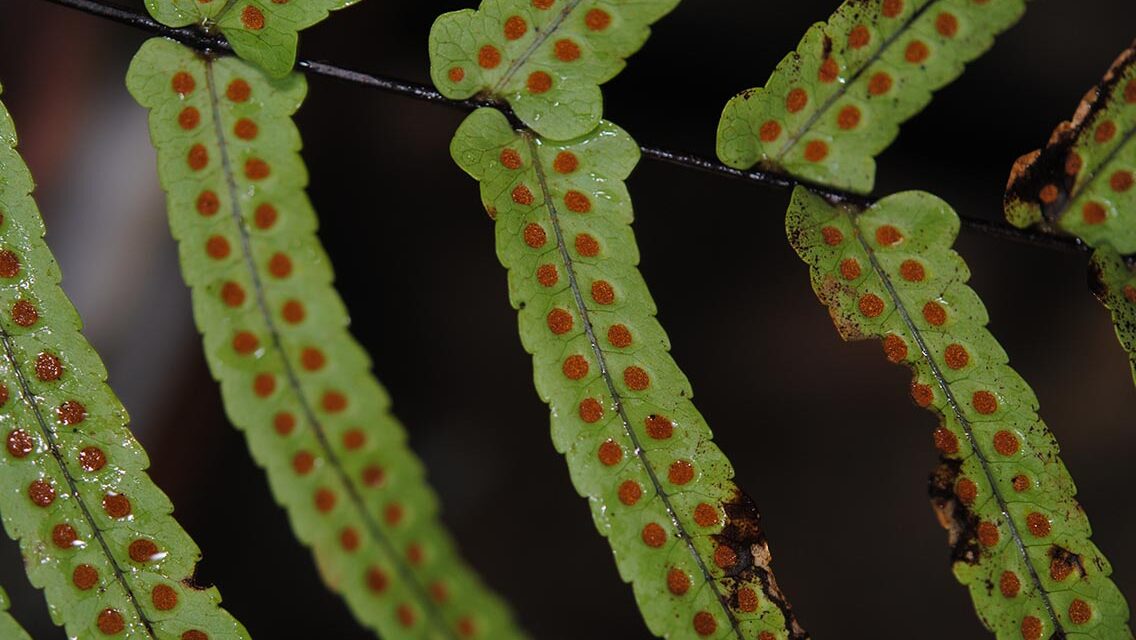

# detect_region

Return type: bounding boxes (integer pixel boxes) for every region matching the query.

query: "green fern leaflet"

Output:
[452,107,806,640]
[1090,248,1136,384]
[144,0,361,77]
[430,0,679,140]
[788,187,1131,640]
[1005,43,1136,251]
[718,0,1026,194]
[0,83,248,639]
[1004,43,1136,386]
[127,37,522,640]
[0,586,31,640]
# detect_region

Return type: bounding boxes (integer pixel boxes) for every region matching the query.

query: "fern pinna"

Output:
[1004,43,1136,385]
[144,0,360,77]
[0,586,31,640]
[717,0,1027,194]
[126,37,520,639]
[430,0,680,140]
[451,108,804,640]
[787,188,1131,640]
[0,84,248,638]
[436,1,804,638]
[1091,248,1136,383]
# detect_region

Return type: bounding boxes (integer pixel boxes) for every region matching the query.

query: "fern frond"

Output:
[1003,43,1136,386]
[787,186,1132,640]
[718,0,1026,193]
[126,38,522,639]
[451,106,806,640]
[430,0,679,140]
[144,0,361,77]
[0,586,32,640]
[1004,43,1135,250]
[0,84,248,639]
[1090,247,1136,383]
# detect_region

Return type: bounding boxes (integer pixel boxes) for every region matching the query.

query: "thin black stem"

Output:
[297,60,506,113]
[36,0,1088,255]
[956,215,1087,254]
[43,0,226,50]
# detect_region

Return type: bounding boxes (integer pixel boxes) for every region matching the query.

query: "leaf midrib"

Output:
[0,136,157,635]
[1045,47,1136,227]
[775,1,936,161]
[846,206,1063,636]
[1060,124,1136,226]
[0,324,158,637]
[523,132,749,639]
[492,0,585,95]
[210,0,241,25]
[203,60,458,639]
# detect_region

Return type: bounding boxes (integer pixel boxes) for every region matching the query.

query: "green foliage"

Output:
[0,84,248,639]
[787,186,1131,640]
[1003,43,1136,389]
[126,37,521,640]
[430,0,679,140]
[0,586,31,640]
[717,0,1026,194]
[451,106,806,640]
[1091,248,1136,383]
[1004,43,1135,251]
[144,0,361,77]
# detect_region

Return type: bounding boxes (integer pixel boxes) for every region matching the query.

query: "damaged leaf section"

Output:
[430,0,680,140]
[1090,248,1136,384]
[127,38,521,640]
[788,187,1130,640]
[452,107,806,640]
[1004,43,1136,392]
[144,0,362,76]
[0,82,249,639]
[1005,43,1136,252]
[718,0,1027,194]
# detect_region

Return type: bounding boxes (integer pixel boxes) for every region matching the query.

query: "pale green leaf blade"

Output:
[126,38,522,640]
[451,107,806,640]
[0,84,248,639]
[1004,43,1136,252]
[430,0,679,140]
[0,586,32,640]
[1090,247,1136,384]
[718,0,1026,194]
[787,186,1132,639]
[144,0,363,77]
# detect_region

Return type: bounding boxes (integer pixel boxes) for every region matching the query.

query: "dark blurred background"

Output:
[0,1,1133,638]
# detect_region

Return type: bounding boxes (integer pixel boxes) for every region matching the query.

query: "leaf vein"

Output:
[203,60,458,639]
[776,0,937,161]
[0,327,157,638]
[492,0,585,95]
[525,131,746,639]
[847,206,1063,636]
